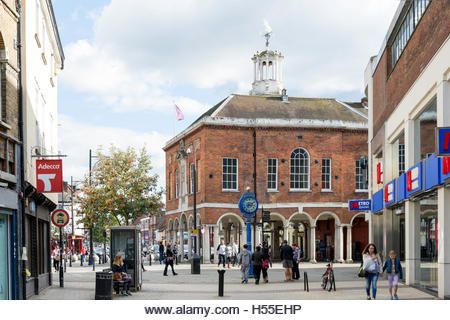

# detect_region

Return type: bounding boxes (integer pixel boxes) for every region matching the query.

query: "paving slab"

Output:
[31,262,437,300]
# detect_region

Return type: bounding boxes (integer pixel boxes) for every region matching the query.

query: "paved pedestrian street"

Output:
[31,262,436,300]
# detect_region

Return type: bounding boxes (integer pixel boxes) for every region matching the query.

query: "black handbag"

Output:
[358,265,366,277]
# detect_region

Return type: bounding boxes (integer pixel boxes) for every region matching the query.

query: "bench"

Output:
[102,268,126,295]
[113,280,126,295]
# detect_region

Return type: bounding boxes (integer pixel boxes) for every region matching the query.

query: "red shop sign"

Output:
[36,159,63,193]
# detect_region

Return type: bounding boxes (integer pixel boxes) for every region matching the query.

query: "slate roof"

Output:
[165,94,367,149]
[210,95,367,123]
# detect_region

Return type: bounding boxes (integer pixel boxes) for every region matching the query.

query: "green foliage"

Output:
[77,146,163,241]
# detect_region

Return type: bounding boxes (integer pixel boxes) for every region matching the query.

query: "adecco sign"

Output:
[36,160,63,193]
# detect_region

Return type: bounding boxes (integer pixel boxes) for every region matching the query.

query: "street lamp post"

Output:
[186,145,200,274]
[88,149,97,271]
[69,176,74,267]
[103,228,107,265]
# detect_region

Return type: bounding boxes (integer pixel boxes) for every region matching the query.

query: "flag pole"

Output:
[173,101,176,137]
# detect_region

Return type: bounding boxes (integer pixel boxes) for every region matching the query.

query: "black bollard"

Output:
[217,269,226,297]
[303,271,309,292]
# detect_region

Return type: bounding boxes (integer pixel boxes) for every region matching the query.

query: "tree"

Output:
[78,146,163,241]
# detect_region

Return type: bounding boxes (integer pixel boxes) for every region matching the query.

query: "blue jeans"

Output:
[218,254,226,267]
[365,272,379,298]
[241,264,249,282]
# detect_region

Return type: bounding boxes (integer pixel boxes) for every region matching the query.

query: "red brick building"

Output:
[164,44,369,263]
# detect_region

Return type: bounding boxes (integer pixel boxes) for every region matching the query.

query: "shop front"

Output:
[0,211,11,300]
[372,149,449,295]
[23,184,56,299]
[0,186,18,300]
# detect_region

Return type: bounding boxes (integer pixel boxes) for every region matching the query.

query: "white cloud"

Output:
[62,40,207,115]
[61,0,399,114]
[58,114,169,187]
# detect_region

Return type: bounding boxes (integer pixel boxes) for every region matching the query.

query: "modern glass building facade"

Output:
[365,0,450,299]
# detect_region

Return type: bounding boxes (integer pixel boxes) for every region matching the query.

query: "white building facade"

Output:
[21,0,64,298]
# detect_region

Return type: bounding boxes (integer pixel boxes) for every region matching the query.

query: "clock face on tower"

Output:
[242,197,257,213]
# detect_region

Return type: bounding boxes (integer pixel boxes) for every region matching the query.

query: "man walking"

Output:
[163,244,178,276]
[238,244,250,284]
[252,246,264,285]
[292,243,300,280]
[159,241,165,264]
[173,242,179,265]
[80,247,86,266]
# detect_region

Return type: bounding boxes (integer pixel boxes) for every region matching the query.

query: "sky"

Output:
[52,0,399,189]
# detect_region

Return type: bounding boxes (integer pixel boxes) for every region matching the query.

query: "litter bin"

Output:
[95,271,113,300]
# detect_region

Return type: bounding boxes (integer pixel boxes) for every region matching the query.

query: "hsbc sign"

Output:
[36,159,63,193]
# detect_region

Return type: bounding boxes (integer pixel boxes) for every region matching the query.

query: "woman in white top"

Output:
[217,240,226,268]
[226,244,233,268]
[362,243,383,300]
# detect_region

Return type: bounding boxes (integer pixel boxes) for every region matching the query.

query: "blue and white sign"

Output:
[348,200,371,211]
[238,192,258,220]
[384,180,396,207]
[406,162,423,197]
[437,127,450,156]
[372,189,384,213]
[440,156,450,184]
[396,173,407,203]
[424,154,441,190]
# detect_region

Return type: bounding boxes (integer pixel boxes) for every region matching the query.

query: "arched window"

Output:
[290,148,310,190]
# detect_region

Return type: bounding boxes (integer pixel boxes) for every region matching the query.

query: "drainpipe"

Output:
[16,0,26,300]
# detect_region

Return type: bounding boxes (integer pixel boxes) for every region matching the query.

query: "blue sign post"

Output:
[238,192,258,278]
[437,127,450,156]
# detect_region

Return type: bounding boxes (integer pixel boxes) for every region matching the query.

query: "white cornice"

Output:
[165,202,349,215]
[164,116,368,150]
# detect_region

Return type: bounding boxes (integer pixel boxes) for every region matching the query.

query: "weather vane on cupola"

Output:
[263,19,272,48]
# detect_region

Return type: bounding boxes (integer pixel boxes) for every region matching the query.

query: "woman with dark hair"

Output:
[362,243,383,300]
[261,241,272,283]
